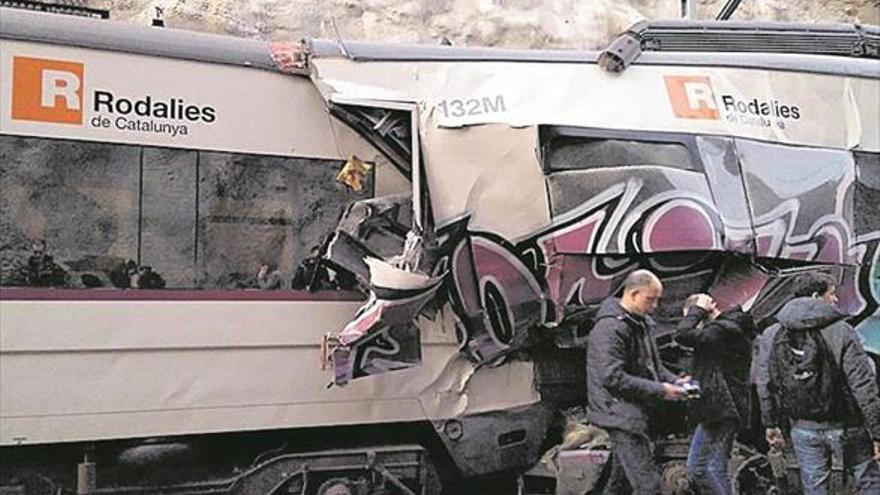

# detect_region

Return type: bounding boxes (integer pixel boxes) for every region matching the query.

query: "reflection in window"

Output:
[0,135,139,288]
[197,152,371,289]
[140,147,198,288]
[0,135,373,290]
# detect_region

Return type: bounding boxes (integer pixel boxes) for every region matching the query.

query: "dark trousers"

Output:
[601,428,662,495]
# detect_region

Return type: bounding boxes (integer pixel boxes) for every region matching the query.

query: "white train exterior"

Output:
[1,6,878,494]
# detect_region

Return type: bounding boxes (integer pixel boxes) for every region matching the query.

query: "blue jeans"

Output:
[791,426,880,495]
[687,420,737,495]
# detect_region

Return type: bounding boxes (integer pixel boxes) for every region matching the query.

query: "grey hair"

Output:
[623,269,661,292]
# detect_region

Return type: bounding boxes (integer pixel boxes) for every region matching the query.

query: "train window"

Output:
[0,135,373,290]
[140,147,199,288]
[543,135,698,172]
[195,152,372,289]
[0,135,140,288]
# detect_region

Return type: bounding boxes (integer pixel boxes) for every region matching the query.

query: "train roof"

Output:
[1,6,878,79]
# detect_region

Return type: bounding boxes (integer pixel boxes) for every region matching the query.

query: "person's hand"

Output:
[766,427,785,449]
[674,375,692,386]
[873,440,880,461]
[693,294,717,314]
[662,383,687,401]
[694,293,713,309]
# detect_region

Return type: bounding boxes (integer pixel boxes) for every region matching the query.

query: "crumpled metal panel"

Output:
[310,56,880,385]
[331,259,443,386]
[449,235,546,362]
[323,135,880,385]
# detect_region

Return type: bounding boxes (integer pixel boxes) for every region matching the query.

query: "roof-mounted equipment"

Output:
[597,21,647,74]
[600,20,880,73]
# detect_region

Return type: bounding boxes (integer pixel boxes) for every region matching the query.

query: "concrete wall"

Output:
[80,0,878,50]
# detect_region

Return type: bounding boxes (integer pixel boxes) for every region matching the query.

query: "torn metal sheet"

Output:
[332,322,423,386]
[416,353,541,420]
[420,124,550,239]
[334,194,412,259]
[323,230,376,289]
[416,355,477,419]
[321,131,879,382]
[331,258,443,385]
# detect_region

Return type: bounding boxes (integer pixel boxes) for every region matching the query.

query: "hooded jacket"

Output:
[675,306,756,426]
[755,297,880,440]
[586,297,677,435]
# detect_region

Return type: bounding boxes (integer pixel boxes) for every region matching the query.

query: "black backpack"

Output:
[768,326,843,421]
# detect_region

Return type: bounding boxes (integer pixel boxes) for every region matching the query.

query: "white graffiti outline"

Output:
[751,199,801,257]
[597,178,644,254]
[358,329,405,373]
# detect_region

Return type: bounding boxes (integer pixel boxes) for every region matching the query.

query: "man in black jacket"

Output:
[587,269,688,494]
[758,272,880,495]
[676,294,756,495]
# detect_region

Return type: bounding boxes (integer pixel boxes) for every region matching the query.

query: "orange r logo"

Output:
[11,56,84,125]
[664,75,719,120]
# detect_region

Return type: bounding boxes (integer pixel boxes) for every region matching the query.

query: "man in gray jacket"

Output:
[756,272,880,495]
[587,269,688,494]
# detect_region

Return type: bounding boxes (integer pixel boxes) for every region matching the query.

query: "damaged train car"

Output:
[299,25,880,387]
[1,5,879,495]
[290,21,880,493]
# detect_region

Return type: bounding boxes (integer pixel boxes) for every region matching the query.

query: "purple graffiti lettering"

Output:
[643,201,719,252]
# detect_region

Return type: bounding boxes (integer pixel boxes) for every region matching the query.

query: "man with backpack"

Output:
[587,269,689,494]
[758,272,880,494]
